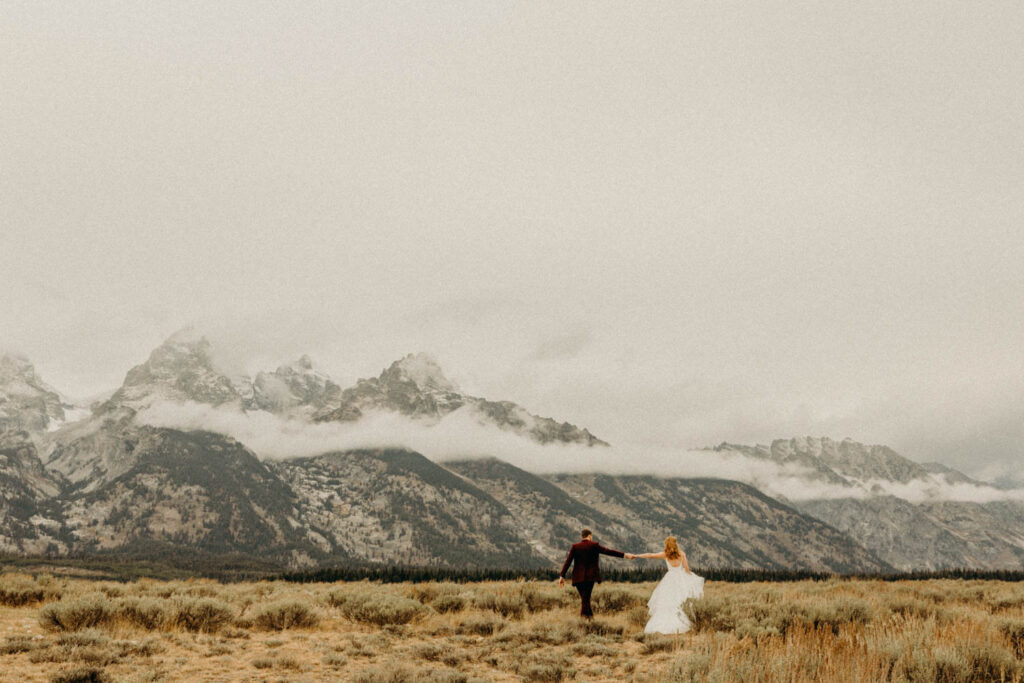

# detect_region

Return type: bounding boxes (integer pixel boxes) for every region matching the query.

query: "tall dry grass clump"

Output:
[327,585,431,626]
[250,599,320,630]
[39,594,113,632]
[0,573,63,607]
[167,597,234,633]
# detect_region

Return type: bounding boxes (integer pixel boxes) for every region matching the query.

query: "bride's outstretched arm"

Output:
[636,551,666,560]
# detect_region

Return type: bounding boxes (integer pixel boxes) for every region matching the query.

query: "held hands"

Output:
[625,553,636,560]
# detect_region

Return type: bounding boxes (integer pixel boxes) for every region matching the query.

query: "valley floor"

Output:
[0,574,1021,682]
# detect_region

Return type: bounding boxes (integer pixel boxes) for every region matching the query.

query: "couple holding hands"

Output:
[558,528,704,634]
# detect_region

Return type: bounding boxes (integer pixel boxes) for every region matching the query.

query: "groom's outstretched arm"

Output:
[596,544,625,558]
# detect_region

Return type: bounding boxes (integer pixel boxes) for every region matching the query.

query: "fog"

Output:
[134,400,1024,503]
[3,2,1022,486]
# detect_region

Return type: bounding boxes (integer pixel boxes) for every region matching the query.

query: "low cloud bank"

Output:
[135,400,1024,504]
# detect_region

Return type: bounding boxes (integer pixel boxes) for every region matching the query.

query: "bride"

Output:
[631,536,704,634]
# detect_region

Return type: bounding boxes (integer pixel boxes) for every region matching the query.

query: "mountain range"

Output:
[1,331,1021,572]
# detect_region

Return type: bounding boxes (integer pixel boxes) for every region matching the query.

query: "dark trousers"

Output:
[574,581,595,618]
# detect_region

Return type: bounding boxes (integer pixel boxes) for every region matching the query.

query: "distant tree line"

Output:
[3,553,1022,584]
[276,565,1024,584]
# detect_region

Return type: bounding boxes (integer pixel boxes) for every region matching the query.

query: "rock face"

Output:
[99,330,247,412]
[444,458,647,562]
[712,436,981,487]
[61,428,319,565]
[0,431,64,554]
[0,354,68,433]
[317,353,608,446]
[251,356,343,417]
[273,450,544,568]
[712,437,1024,570]
[543,473,892,573]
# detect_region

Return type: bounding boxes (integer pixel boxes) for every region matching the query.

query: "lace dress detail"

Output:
[643,559,705,634]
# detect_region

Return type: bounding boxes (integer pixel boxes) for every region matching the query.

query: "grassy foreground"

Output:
[0,574,1021,682]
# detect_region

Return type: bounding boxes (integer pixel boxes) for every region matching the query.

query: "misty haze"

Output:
[2,3,1023,681]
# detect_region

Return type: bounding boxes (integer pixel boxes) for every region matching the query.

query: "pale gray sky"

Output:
[2,2,1023,483]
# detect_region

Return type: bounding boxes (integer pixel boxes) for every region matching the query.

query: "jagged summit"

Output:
[0,353,68,433]
[103,331,243,411]
[714,436,939,486]
[381,353,458,393]
[252,355,342,415]
[317,352,607,447]
[58,332,607,450]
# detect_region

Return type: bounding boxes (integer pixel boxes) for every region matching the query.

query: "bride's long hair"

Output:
[664,536,682,561]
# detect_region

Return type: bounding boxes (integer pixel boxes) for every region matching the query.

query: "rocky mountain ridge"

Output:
[0,340,1020,572]
[711,437,1024,570]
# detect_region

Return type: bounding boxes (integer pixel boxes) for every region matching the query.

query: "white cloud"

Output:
[134,400,1024,504]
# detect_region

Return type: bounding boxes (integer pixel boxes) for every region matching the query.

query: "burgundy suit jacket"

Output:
[560,539,624,585]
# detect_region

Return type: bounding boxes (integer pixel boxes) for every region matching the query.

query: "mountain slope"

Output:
[444,458,646,562]
[713,437,1024,570]
[61,427,323,566]
[273,449,545,568]
[546,473,892,573]
[0,431,66,554]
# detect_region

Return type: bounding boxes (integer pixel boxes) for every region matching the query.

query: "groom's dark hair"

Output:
[581,528,592,539]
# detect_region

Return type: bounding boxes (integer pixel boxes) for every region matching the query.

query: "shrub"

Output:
[683,596,735,633]
[933,646,973,683]
[593,586,644,612]
[170,598,234,633]
[522,585,565,612]
[0,574,48,606]
[571,641,615,657]
[49,667,109,683]
[408,582,461,604]
[251,600,320,630]
[581,618,624,637]
[668,652,712,682]
[999,618,1024,658]
[626,605,650,627]
[457,615,505,636]
[413,643,444,661]
[40,595,113,632]
[329,589,430,626]
[354,663,416,683]
[473,590,526,619]
[958,641,1018,681]
[517,653,575,682]
[734,617,781,640]
[637,632,677,654]
[887,596,937,620]
[115,597,169,630]
[431,594,466,613]
[30,630,116,666]
[1,635,40,654]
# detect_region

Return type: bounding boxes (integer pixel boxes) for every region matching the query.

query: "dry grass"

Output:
[0,572,1021,681]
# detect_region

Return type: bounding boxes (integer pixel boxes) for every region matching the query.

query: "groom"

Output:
[558,528,633,618]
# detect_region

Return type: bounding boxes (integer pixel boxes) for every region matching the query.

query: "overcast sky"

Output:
[2,2,1022,483]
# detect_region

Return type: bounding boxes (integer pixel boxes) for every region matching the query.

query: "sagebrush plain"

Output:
[0,572,1022,682]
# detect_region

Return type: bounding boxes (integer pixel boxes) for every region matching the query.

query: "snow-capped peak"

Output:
[385,352,457,392]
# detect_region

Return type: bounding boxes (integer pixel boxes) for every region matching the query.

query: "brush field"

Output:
[0,573,1022,682]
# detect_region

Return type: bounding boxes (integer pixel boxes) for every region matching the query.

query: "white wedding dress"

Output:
[643,559,705,634]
